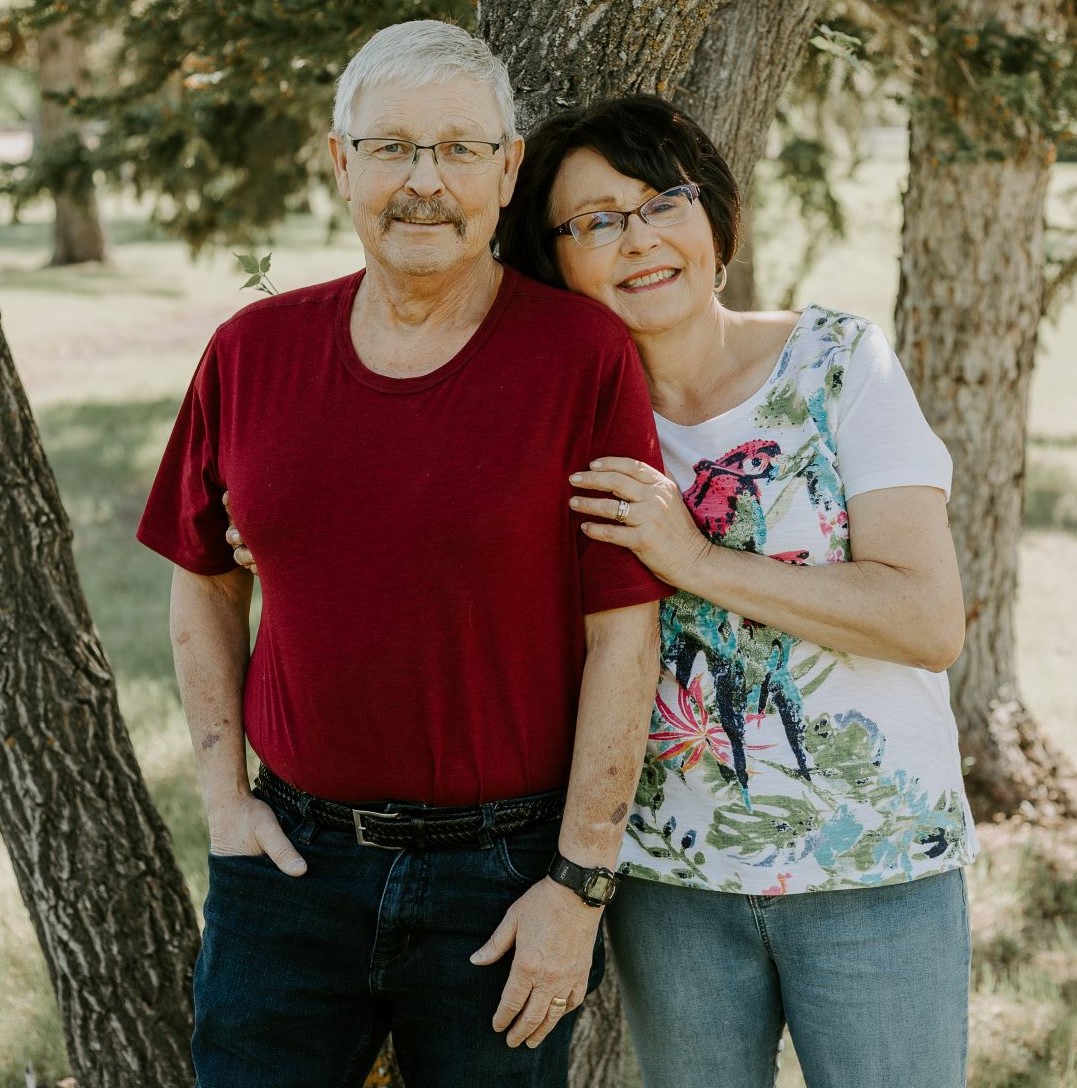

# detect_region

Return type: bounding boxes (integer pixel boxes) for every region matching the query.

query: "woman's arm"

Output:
[569,459,964,672]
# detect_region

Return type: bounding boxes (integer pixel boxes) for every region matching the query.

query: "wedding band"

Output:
[550,997,569,1007]
[615,499,630,524]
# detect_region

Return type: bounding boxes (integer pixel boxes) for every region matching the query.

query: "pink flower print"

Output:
[825,548,846,564]
[651,674,733,772]
[817,507,850,541]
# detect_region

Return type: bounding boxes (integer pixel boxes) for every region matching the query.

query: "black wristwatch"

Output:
[547,849,621,907]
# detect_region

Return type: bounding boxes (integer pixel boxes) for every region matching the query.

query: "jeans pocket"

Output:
[495,819,560,888]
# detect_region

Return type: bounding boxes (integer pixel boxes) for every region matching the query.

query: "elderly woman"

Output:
[495,95,976,1088]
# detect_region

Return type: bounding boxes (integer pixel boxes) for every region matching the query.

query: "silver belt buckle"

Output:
[352,808,401,849]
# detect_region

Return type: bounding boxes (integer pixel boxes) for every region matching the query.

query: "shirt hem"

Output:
[617,849,978,897]
[583,578,670,615]
[135,524,236,577]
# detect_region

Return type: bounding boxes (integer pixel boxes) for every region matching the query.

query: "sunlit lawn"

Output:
[1,151,1076,1087]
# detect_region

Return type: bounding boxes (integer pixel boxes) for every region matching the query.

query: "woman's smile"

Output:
[617,267,681,291]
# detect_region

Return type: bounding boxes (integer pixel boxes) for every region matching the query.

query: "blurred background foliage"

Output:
[1,0,472,249]
[1,1,1073,296]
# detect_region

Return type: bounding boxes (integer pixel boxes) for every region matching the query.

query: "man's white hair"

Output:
[332,20,517,142]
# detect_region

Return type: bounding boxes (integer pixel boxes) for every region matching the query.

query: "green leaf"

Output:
[258,253,273,273]
[241,274,262,289]
[235,253,260,274]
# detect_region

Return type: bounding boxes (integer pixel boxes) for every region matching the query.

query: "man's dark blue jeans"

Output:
[193,796,603,1088]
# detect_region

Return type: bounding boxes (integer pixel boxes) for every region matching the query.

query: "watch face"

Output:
[584,871,615,902]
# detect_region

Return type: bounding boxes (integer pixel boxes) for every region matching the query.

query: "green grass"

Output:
[1,154,1076,1086]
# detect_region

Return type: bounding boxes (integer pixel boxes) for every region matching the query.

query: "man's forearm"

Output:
[558,600,660,868]
[472,598,660,1047]
[169,566,253,810]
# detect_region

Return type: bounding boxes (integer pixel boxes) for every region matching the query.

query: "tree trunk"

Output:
[674,0,824,309]
[673,0,823,193]
[478,0,734,133]
[895,0,1077,821]
[567,940,628,1087]
[0,319,199,1085]
[37,19,106,265]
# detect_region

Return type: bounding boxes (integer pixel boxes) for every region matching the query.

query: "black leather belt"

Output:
[254,763,565,850]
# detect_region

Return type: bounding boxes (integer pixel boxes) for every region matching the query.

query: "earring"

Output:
[714,261,727,293]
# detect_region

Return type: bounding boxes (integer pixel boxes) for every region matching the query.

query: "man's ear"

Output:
[499,135,526,208]
[328,132,351,201]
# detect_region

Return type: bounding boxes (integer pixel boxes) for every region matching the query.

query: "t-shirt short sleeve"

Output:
[136,339,234,575]
[832,322,953,502]
[577,336,670,614]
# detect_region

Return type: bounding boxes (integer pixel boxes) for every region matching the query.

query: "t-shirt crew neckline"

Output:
[654,304,816,432]
[336,264,517,394]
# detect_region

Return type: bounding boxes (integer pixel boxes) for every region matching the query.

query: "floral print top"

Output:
[617,306,978,895]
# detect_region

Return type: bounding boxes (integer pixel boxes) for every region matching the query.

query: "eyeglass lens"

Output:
[568,185,696,247]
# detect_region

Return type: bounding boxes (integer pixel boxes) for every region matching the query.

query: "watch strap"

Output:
[547,849,620,907]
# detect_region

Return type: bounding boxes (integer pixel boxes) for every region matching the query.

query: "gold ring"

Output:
[550,996,569,1008]
[615,499,630,524]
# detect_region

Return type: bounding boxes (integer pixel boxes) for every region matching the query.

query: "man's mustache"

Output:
[378,198,468,237]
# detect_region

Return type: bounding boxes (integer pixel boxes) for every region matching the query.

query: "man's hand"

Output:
[470,877,601,1048]
[207,790,307,877]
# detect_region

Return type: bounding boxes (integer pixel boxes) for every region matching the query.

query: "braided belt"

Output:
[254,764,565,850]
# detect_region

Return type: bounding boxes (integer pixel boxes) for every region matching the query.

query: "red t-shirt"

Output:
[138,265,667,804]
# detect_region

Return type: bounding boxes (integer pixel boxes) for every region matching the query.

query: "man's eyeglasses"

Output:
[346,136,504,173]
[552,183,701,249]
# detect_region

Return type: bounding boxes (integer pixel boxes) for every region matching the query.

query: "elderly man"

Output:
[137,18,665,1088]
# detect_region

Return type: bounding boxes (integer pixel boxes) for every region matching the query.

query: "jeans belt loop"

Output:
[352,808,400,850]
[295,793,317,847]
[476,801,497,851]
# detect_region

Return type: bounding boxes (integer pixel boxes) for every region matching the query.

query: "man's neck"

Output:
[350,256,504,378]
[357,256,503,331]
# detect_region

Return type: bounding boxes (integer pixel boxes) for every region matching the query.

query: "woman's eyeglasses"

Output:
[551,183,700,249]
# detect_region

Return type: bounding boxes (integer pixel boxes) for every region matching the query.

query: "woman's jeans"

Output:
[193,799,602,1088]
[606,868,970,1088]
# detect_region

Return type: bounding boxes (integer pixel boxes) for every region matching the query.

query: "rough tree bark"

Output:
[895,0,1077,821]
[0,318,199,1084]
[673,0,826,308]
[479,0,734,134]
[37,18,107,265]
[674,0,824,198]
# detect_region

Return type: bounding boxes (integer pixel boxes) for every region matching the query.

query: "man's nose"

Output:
[404,147,446,195]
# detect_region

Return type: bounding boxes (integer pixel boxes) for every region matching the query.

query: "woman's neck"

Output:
[635,301,735,425]
[636,303,801,427]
